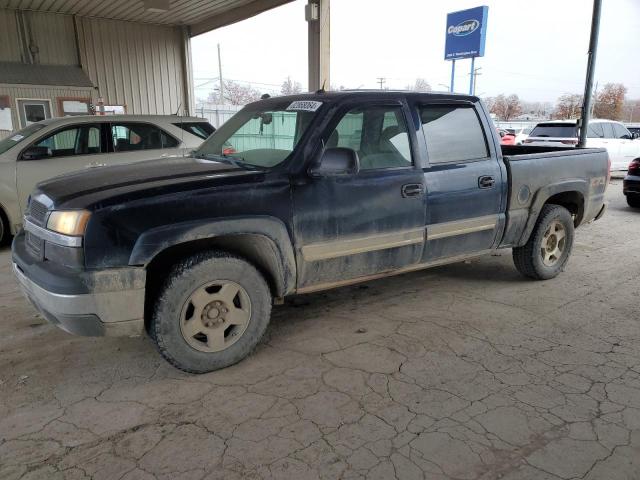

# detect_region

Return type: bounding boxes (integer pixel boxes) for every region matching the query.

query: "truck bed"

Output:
[499,145,609,248]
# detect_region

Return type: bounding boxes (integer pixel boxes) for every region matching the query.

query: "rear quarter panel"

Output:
[501,147,608,247]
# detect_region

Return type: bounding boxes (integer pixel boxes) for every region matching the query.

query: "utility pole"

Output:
[217,43,224,105]
[578,0,602,147]
[376,77,386,90]
[471,66,482,96]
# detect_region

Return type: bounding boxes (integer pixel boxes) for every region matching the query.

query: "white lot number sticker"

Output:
[10,134,24,141]
[286,101,323,112]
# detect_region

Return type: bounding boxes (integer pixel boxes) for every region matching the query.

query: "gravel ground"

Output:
[0,180,639,480]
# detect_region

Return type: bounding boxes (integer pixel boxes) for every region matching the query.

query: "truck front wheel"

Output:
[512,204,575,280]
[151,251,272,373]
[627,195,640,208]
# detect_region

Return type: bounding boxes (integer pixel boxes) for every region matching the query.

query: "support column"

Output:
[181,26,195,116]
[307,0,330,91]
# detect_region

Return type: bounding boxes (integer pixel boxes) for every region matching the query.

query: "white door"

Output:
[598,122,626,170]
[17,99,52,127]
[612,123,640,169]
[16,124,105,211]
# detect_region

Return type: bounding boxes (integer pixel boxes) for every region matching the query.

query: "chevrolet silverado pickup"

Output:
[12,91,609,373]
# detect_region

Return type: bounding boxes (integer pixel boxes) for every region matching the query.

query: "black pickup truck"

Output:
[12,91,608,373]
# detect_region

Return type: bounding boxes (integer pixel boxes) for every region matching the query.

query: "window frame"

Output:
[316,99,418,173]
[416,102,491,166]
[106,121,181,153]
[18,123,108,161]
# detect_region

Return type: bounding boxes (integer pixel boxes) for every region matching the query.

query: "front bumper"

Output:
[12,233,146,337]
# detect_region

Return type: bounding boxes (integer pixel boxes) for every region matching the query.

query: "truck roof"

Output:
[246,90,481,107]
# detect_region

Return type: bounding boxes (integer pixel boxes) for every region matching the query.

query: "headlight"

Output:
[47,210,91,236]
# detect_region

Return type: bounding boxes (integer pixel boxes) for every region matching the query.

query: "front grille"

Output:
[29,199,48,226]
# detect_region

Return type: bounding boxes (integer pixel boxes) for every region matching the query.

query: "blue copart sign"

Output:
[444,6,489,60]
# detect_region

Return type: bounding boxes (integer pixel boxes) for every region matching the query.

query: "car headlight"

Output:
[47,210,91,236]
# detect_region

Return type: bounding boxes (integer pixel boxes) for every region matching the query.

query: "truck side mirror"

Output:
[309,147,360,177]
[21,146,52,161]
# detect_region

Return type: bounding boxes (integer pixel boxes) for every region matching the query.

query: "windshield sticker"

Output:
[286,101,322,112]
[10,134,24,142]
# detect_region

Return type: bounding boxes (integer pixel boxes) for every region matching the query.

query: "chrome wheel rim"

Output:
[541,220,566,267]
[180,280,251,353]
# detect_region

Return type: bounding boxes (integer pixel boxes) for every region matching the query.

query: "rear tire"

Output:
[513,204,574,280]
[151,250,272,373]
[627,195,640,209]
[0,212,8,246]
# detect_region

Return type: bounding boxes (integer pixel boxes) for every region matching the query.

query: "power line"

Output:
[376,77,386,90]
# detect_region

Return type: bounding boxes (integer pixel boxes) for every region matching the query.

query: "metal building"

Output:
[0,0,330,139]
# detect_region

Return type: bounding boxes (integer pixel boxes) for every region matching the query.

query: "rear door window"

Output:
[110,123,179,152]
[529,124,578,138]
[587,123,605,138]
[601,122,615,138]
[419,105,488,164]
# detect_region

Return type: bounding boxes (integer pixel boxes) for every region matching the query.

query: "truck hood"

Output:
[34,156,264,209]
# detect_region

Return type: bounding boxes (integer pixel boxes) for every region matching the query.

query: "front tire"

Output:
[627,195,640,209]
[0,212,8,246]
[512,204,574,280]
[151,251,272,373]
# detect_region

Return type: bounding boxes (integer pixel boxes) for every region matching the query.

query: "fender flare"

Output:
[519,179,587,245]
[129,216,297,296]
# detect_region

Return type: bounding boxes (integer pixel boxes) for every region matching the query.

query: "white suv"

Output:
[0,115,214,243]
[525,119,640,171]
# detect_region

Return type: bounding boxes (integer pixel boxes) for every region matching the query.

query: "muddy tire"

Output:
[151,250,272,373]
[627,195,640,209]
[512,204,574,280]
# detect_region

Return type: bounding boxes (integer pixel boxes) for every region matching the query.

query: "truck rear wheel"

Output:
[512,204,574,280]
[0,212,8,246]
[151,251,272,373]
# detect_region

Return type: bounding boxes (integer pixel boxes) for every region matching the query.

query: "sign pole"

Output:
[450,60,456,93]
[469,57,475,95]
[578,0,602,148]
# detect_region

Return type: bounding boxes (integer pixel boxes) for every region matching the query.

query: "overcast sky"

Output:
[191,0,640,103]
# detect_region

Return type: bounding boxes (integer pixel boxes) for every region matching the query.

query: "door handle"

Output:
[478,176,495,189]
[401,183,424,198]
[87,162,106,168]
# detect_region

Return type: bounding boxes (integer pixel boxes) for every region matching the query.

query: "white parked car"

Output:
[0,115,214,243]
[524,119,640,171]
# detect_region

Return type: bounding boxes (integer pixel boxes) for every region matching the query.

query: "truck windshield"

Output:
[195,100,321,168]
[0,123,46,155]
[530,124,578,138]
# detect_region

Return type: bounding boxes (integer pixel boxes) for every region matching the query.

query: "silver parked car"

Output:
[0,115,214,243]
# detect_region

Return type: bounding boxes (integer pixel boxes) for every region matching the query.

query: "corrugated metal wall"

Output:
[0,9,21,62]
[28,11,78,65]
[0,84,95,139]
[76,16,186,116]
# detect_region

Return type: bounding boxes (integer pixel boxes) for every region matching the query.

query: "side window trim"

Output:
[417,103,490,166]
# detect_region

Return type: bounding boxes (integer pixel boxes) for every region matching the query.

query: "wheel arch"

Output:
[518,180,587,246]
[131,217,296,330]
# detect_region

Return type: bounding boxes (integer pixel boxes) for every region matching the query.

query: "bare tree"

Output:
[405,78,432,92]
[489,94,522,121]
[553,93,583,119]
[281,76,303,96]
[594,83,627,120]
[222,80,261,105]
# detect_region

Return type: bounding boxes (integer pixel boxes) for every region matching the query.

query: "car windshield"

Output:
[530,124,578,138]
[0,123,46,155]
[194,99,321,168]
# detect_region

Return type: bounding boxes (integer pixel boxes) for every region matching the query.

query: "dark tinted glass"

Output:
[173,122,215,140]
[111,123,177,151]
[419,105,488,163]
[530,124,578,138]
[34,125,102,158]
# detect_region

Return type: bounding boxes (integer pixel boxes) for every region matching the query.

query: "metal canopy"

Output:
[0,0,294,35]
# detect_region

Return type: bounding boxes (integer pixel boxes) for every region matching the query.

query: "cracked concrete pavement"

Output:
[1,180,639,479]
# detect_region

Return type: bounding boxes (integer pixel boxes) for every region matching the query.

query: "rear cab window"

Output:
[418,105,488,164]
[529,124,578,138]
